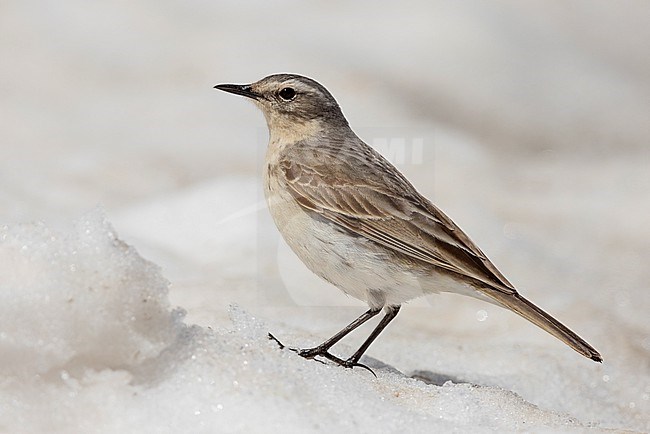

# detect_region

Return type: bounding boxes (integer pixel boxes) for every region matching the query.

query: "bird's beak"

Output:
[213,83,261,100]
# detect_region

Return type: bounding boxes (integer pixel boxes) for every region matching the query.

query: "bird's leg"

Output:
[343,305,401,367]
[268,308,380,360]
[298,308,381,358]
[269,306,400,376]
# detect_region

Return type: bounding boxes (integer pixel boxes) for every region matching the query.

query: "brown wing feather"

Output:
[279,148,515,294]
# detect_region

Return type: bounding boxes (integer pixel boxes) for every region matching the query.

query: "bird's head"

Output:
[215,74,349,144]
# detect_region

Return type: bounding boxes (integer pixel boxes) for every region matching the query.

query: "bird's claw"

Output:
[267,332,286,349]
[268,333,376,377]
[315,351,377,377]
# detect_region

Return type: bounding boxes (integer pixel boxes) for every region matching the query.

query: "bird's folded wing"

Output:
[280,158,515,294]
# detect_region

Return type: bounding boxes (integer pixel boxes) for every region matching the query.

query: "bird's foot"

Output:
[267,333,376,377]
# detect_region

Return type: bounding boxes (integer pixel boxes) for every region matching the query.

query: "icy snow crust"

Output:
[0,211,589,433]
[1,209,645,433]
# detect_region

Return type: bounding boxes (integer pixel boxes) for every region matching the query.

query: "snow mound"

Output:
[0,209,182,378]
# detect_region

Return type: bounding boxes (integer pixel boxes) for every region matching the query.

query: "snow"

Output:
[1,1,649,433]
[0,210,178,378]
[0,211,592,433]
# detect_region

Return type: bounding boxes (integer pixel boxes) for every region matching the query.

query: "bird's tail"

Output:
[485,290,602,362]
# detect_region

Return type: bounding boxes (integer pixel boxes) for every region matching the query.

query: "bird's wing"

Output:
[278,144,516,294]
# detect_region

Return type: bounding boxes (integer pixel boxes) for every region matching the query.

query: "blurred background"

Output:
[1,0,648,222]
[0,0,648,429]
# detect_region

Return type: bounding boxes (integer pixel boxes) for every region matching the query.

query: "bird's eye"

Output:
[278,87,296,101]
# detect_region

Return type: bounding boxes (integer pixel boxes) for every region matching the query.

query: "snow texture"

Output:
[1,1,649,433]
[0,211,607,433]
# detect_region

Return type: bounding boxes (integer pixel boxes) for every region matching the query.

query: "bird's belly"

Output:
[263,173,464,309]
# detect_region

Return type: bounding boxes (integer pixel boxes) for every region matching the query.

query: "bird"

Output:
[214,73,602,371]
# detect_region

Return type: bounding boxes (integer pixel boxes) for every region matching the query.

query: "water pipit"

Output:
[214,74,602,371]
